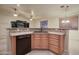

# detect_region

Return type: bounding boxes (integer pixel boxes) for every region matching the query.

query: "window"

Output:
[40,20,48,28]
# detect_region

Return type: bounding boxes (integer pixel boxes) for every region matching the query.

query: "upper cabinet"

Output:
[59,16,78,30]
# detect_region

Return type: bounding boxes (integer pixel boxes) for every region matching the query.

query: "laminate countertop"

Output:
[10,31,65,36]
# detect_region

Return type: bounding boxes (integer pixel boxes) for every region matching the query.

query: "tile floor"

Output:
[27,50,55,55]
[26,50,68,55]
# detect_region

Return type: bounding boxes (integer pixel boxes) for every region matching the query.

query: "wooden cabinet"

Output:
[49,34,64,54]
[11,36,16,55]
[41,34,48,49]
[33,39,40,49]
[31,33,64,54]
[31,34,41,49]
[31,33,48,49]
[49,44,59,53]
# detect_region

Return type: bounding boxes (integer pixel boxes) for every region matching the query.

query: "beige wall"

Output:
[30,17,59,28]
[48,17,59,28]
[0,12,30,54]
[69,30,79,55]
[29,20,35,28]
[0,14,29,38]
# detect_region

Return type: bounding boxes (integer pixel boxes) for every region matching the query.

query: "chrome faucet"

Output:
[40,27,43,32]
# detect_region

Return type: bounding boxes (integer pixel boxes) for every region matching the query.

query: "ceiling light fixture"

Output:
[13,8,18,17]
[30,18,32,21]
[30,12,33,21]
[61,5,70,23]
[13,13,18,17]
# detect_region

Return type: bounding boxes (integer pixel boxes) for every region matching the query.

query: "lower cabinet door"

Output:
[33,39,40,49]
[41,44,48,49]
[49,39,59,46]
[41,39,48,49]
[49,44,59,54]
[11,36,16,55]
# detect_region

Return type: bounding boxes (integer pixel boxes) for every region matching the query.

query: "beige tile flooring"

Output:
[27,50,55,55]
[26,50,68,55]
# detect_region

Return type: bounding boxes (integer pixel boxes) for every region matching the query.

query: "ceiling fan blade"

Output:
[30,10,36,17]
[31,10,34,15]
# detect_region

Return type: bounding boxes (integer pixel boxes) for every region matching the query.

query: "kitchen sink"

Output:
[34,31,48,33]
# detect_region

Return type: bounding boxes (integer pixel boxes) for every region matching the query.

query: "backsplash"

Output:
[7,28,66,33]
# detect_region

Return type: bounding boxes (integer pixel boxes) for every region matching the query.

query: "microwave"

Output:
[11,20,29,28]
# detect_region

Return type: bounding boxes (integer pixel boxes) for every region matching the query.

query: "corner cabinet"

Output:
[49,34,64,54]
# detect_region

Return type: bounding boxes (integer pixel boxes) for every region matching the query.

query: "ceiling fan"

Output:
[29,10,41,21]
[10,5,41,20]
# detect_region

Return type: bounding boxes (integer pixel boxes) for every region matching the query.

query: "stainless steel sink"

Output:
[34,31,48,33]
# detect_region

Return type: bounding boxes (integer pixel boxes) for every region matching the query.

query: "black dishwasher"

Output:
[16,34,31,55]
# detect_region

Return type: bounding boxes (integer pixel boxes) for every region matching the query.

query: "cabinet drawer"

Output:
[41,34,48,38]
[49,38,59,42]
[49,40,59,46]
[49,34,59,39]
[49,44,59,53]
[41,38,48,39]
[32,34,40,38]
[49,37,59,40]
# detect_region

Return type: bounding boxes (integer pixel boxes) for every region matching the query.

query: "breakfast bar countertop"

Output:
[9,31,33,36]
[9,31,65,36]
[48,31,65,35]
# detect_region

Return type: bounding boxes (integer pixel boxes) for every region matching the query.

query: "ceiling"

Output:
[0,4,79,19]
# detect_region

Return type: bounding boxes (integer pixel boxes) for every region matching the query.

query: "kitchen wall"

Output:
[48,17,59,28]
[29,19,40,28]
[30,17,59,28]
[0,10,30,54]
